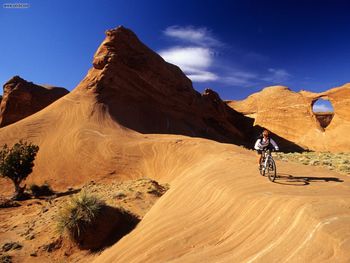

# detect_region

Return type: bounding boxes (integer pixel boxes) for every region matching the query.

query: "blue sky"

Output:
[1,0,349,107]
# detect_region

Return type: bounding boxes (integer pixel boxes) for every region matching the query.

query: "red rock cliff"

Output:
[0,76,69,127]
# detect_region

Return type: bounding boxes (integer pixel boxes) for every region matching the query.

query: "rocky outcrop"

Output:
[315,112,334,128]
[0,26,303,188]
[76,26,253,145]
[227,84,350,152]
[0,76,69,127]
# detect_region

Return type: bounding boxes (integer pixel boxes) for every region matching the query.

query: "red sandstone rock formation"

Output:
[78,26,252,145]
[0,26,260,186]
[0,76,69,127]
[314,112,334,128]
[227,85,350,152]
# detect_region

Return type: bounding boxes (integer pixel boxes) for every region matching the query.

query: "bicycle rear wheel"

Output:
[267,158,277,182]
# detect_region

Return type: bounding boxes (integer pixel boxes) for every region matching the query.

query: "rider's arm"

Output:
[254,139,261,150]
[270,138,279,151]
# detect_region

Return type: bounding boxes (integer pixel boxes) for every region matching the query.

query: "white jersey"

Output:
[254,137,279,151]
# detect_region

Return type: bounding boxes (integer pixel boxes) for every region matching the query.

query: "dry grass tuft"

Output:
[275,152,350,174]
[56,190,104,242]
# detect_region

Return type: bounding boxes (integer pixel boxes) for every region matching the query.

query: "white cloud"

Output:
[313,102,334,112]
[221,71,258,86]
[163,26,221,47]
[159,46,212,71]
[263,68,291,83]
[187,71,218,82]
[219,68,291,87]
[160,25,291,87]
[159,46,218,82]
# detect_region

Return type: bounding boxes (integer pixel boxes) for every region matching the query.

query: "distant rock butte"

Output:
[0,76,69,127]
[227,84,350,152]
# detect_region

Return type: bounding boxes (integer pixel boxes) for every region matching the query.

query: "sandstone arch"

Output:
[228,84,350,152]
[311,97,334,129]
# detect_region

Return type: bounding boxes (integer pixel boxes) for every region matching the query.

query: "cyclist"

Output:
[254,129,279,168]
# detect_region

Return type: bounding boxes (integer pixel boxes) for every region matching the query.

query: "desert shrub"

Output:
[56,191,140,250]
[0,140,39,200]
[339,165,350,173]
[56,191,104,242]
[0,254,12,263]
[309,160,320,166]
[30,183,54,197]
[114,190,127,199]
[0,198,21,208]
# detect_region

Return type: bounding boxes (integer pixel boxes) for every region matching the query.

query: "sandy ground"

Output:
[92,139,350,263]
[0,90,349,262]
[0,178,169,263]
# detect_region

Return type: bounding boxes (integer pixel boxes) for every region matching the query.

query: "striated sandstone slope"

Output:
[0,26,252,188]
[0,76,69,127]
[227,84,350,152]
[93,140,350,263]
[0,26,349,263]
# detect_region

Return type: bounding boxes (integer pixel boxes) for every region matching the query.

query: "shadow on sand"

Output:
[36,188,81,200]
[273,173,344,186]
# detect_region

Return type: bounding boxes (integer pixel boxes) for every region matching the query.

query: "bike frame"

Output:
[262,149,272,169]
[260,148,277,181]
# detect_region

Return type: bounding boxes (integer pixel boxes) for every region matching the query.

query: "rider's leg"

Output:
[257,150,262,167]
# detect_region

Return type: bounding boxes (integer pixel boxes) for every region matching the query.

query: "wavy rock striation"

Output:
[227,85,350,152]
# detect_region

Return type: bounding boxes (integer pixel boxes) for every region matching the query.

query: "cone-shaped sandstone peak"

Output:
[72,26,253,145]
[0,26,258,187]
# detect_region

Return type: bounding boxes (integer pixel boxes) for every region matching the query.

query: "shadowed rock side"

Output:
[82,26,253,145]
[0,76,69,127]
[0,27,305,188]
[0,26,349,263]
[227,84,350,152]
[0,26,254,187]
[315,112,334,128]
[253,124,305,153]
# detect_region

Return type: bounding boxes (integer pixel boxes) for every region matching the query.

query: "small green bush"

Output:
[56,191,104,242]
[0,140,39,200]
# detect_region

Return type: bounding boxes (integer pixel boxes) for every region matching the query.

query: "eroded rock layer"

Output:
[0,26,256,186]
[0,76,69,127]
[0,26,349,263]
[80,26,253,145]
[227,85,350,152]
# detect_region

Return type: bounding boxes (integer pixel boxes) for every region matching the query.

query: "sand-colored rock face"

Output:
[227,84,350,152]
[0,26,253,187]
[85,26,253,145]
[0,26,349,262]
[0,76,69,127]
[93,141,350,263]
[315,112,334,128]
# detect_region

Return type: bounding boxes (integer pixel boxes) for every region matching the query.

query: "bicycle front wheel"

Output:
[259,159,265,176]
[267,158,277,182]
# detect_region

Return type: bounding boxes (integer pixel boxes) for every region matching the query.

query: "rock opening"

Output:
[312,98,334,129]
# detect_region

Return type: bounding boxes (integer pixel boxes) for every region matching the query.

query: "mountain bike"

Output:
[259,149,277,182]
